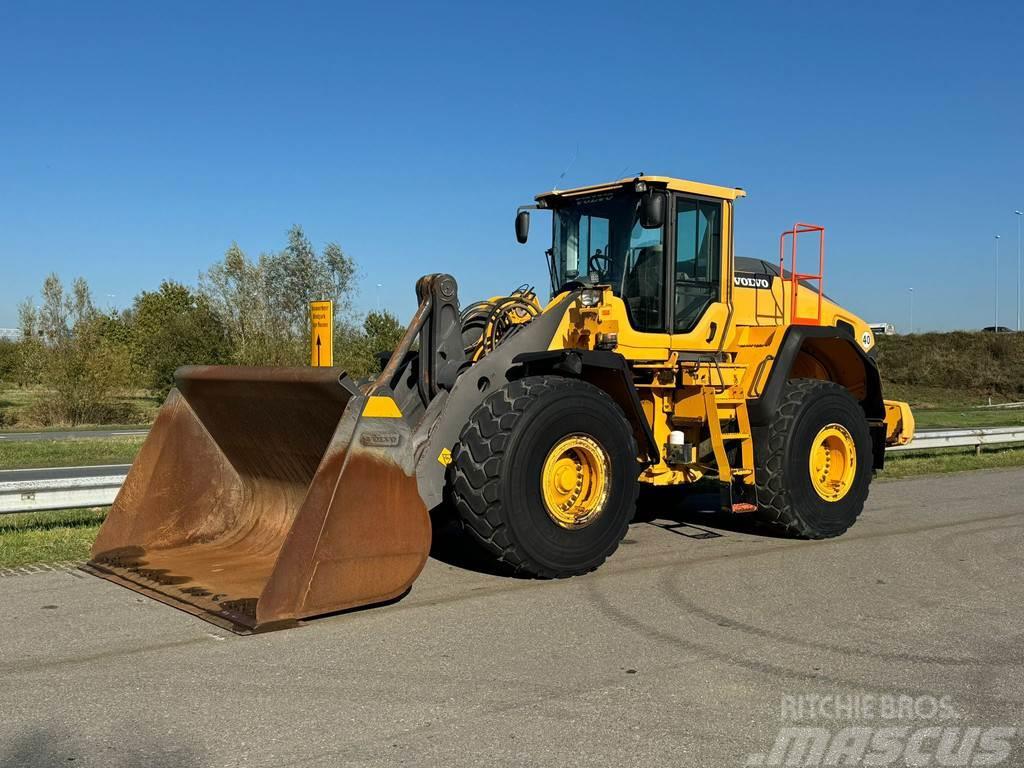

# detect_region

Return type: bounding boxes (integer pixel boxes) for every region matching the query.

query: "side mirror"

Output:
[639,192,665,229]
[515,210,530,244]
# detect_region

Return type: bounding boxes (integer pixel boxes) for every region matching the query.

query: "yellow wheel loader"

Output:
[86,175,915,632]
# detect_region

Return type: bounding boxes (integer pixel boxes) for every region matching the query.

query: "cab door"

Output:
[668,194,732,352]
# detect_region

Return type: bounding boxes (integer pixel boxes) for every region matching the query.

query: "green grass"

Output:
[880,382,1004,411]
[911,408,1024,429]
[882,445,1024,479]
[0,508,107,568]
[0,384,34,410]
[878,381,1024,429]
[0,436,145,470]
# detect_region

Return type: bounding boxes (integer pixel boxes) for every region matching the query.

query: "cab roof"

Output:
[536,175,747,204]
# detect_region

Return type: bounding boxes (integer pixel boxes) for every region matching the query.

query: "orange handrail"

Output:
[778,223,825,325]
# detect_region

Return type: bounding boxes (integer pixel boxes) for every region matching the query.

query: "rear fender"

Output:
[749,325,887,468]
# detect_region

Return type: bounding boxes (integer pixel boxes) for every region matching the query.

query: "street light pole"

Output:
[995,235,1001,330]
[1016,211,1023,331]
[908,287,914,334]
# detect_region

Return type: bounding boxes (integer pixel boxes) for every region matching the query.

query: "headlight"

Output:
[579,289,602,308]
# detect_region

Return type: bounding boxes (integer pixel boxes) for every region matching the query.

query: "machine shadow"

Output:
[428,508,524,578]
[632,486,781,538]
[1,727,205,768]
[427,487,789,578]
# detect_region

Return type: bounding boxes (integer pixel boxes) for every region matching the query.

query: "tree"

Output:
[38,273,71,343]
[17,298,38,340]
[128,281,232,396]
[20,272,97,345]
[363,310,405,357]
[200,227,359,366]
[70,276,96,327]
[15,274,134,424]
[15,300,45,386]
[334,309,407,378]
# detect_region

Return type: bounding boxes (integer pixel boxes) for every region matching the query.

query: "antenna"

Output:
[554,143,579,189]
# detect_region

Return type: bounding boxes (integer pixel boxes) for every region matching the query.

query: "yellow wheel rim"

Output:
[541,434,610,529]
[808,423,857,502]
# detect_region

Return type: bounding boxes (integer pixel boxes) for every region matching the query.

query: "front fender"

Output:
[512,348,660,465]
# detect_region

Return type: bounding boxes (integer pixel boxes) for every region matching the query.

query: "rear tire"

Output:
[753,378,873,538]
[450,375,639,577]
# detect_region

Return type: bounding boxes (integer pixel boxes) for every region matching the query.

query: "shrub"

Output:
[28,317,135,426]
[0,339,19,384]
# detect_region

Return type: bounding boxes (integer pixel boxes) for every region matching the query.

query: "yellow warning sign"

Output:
[310,300,333,367]
[437,448,453,466]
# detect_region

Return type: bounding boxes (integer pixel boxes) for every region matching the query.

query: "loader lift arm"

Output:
[377,273,467,409]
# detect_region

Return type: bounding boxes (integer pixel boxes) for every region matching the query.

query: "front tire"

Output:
[754,378,873,538]
[450,375,639,577]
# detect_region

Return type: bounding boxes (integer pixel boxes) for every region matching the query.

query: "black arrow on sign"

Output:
[316,334,321,366]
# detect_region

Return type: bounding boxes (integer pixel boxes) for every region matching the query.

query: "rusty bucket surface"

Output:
[85,366,431,632]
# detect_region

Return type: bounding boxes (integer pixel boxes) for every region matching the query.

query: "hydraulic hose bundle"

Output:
[460,285,541,361]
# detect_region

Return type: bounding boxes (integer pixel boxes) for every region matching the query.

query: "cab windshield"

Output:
[550,190,665,332]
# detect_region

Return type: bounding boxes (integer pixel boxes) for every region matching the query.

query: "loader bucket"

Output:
[85,366,431,633]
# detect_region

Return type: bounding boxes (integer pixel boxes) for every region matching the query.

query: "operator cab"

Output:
[516,176,745,335]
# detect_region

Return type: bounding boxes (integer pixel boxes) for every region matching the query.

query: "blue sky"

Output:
[2,1,1023,332]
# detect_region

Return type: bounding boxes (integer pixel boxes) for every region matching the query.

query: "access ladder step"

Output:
[731,502,758,513]
[719,432,751,441]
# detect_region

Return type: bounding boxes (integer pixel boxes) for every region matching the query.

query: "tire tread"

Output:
[450,375,638,577]
[753,378,870,539]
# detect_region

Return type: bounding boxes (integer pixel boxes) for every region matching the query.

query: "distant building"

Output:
[0,328,21,342]
[868,323,895,336]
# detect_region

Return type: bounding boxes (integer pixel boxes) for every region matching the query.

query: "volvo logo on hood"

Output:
[734,273,772,290]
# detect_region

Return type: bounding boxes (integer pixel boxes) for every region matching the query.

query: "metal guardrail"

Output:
[887,427,1024,453]
[0,472,127,515]
[1,427,1023,515]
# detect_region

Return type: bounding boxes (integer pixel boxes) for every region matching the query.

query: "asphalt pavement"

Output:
[1,469,1022,767]
[0,429,147,443]
[0,464,131,483]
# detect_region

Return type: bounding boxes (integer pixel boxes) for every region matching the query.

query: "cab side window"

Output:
[674,198,721,332]
[621,217,665,332]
